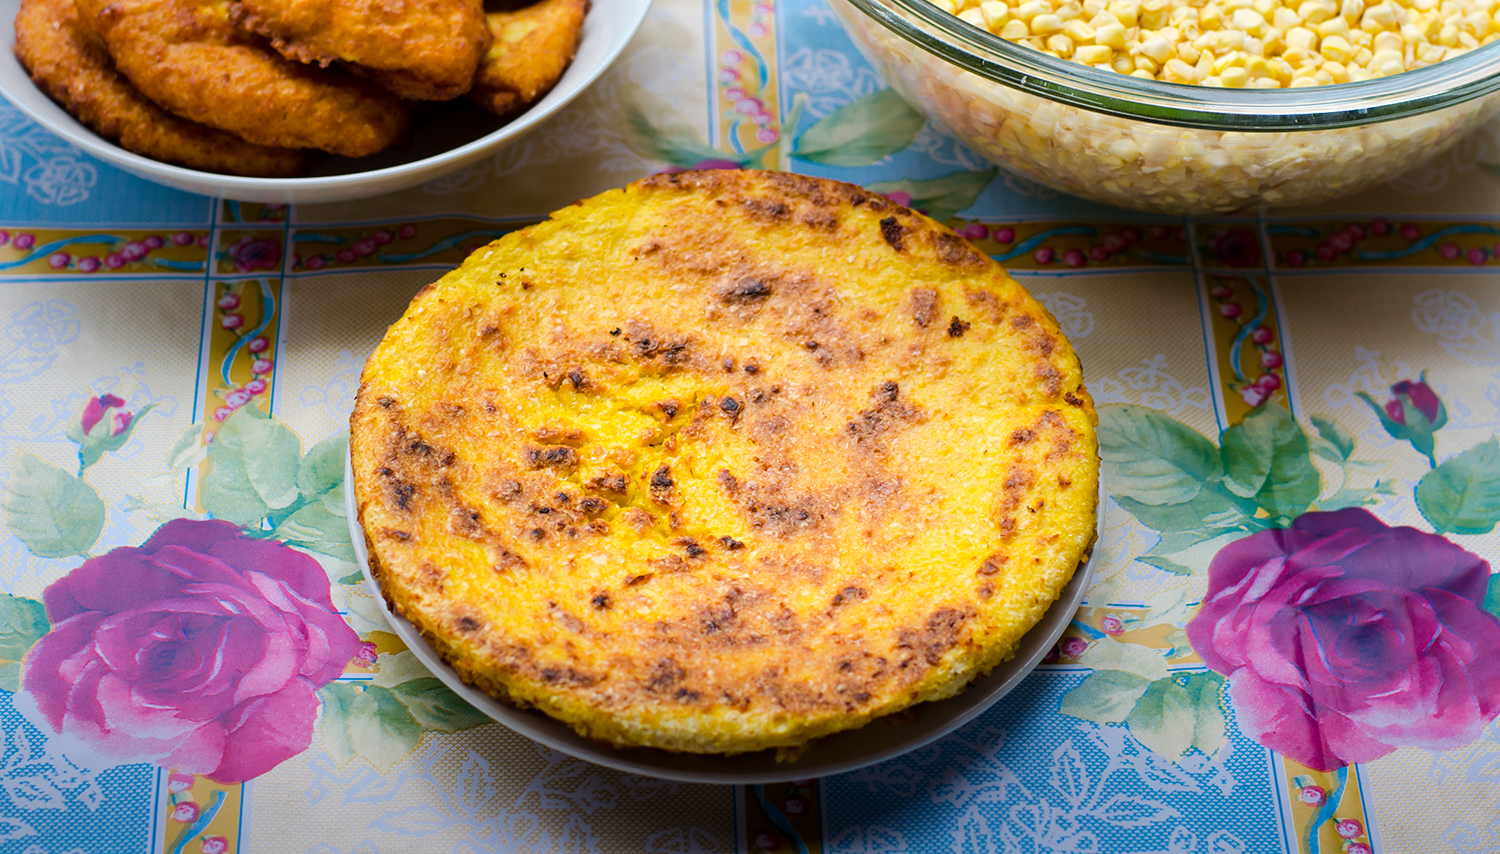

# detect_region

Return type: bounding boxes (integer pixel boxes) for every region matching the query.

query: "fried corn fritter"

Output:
[351,170,1099,755]
[14,0,311,175]
[230,0,489,100]
[74,0,408,156]
[470,0,584,117]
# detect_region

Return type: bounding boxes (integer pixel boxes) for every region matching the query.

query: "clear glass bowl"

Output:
[833,0,1500,214]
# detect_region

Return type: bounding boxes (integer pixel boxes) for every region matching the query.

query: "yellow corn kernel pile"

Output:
[934,0,1500,85]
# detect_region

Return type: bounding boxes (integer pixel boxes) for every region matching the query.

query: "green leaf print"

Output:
[1219,406,1319,521]
[1126,673,1227,760]
[1485,573,1500,621]
[791,89,926,167]
[1415,437,1500,534]
[391,678,492,732]
[866,168,999,221]
[201,407,301,526]
[1097,405,1221,506]
[0,594,49,663]
[298,432,348,506]
[1058,670,1154,724]
[620,90,748,170]
[4,453,106,558]
[319,682,423,771]
[272,502,355,562]
[1307,415,1354,462]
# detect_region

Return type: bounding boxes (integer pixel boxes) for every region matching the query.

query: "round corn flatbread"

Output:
[351,170,1099,755]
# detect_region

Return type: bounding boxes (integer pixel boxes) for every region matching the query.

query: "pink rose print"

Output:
[122,241,148,261]
[1209,285,1233,299]
[1344,843,1372,854]
[1219,302,1242,319]
[252,358,274,374]
[335,249,356,263]
[145,235,165,249]
[354,642,377,667]
[785,797,807,814]
[168,771,196,793]
[305,255,325,270]
[217,294,240,311]
[213,407,234,422]
[201,837,229,854]
[80,394,132,437]
[993,227,1015,243]
[1034,247,1055,264]
[1060,637,1089,658]
[1251,326,1274,344]
[1100,614,1123,635]
[1186,509,1500,770]
[221,314,244,330]
[248,336,270,353]
[224,389,252,408]
[105,253,126,269]
[77,257,101,273]
[1256,374,1282,391]
[173,232,196,246]
[351,238,378,257]
[48,252,70,269]
[19,519,363,782]
[1299,785,1327,806]
[227,236,282,273]
[754,831,779,850]
[397,224,417,240]
[374,230,393,244]
[172,801,200,822]
[244,379,267,395]
[1260,351,1283,369]
[13,233,35,250]
[1241,385,1270,408]
[1335,818,1364,838]
[1384,377,1442,427]
[1207,229,1261,268]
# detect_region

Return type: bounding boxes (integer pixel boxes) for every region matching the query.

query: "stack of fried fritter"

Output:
[12,0,587,176]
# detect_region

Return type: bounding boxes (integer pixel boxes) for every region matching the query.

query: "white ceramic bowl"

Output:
[0,0,651,202]
[344,454,1100,783]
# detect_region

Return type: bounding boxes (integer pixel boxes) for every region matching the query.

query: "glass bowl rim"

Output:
[841,0,1500,131]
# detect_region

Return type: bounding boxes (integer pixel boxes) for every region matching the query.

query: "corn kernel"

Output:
[980,0,1011,25]
[1274,6,1304,27]
[927,0,960,13]
[1064,18,1098,37]
[1342,0,1365,17]
[1074,43,1116,60]
[1163,56,1200,78]
[1178,40,1203,59]
[1095,20,1131,43]
[1001,18,1031,36]
[1112,53,1138,70]
[1321,32,1353,55]
[1221,65,1251,84]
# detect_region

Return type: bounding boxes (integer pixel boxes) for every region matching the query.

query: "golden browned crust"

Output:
[13,0,311,175]
[75,0,408,156]
[229,0,489,100]
[351,169,1099,754]
[470,0,585,117]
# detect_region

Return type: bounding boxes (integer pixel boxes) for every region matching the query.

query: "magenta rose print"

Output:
[19,518,363,782]
[1186,508,1500,771]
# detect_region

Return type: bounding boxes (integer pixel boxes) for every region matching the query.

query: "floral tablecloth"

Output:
[2,0,1500,851]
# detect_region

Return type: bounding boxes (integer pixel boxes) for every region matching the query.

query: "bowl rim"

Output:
[0,0,652,195]
[840,0,1500,131]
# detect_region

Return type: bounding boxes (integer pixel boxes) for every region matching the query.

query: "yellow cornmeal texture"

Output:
[939,0,1500,85]
[351,170,1099,755]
